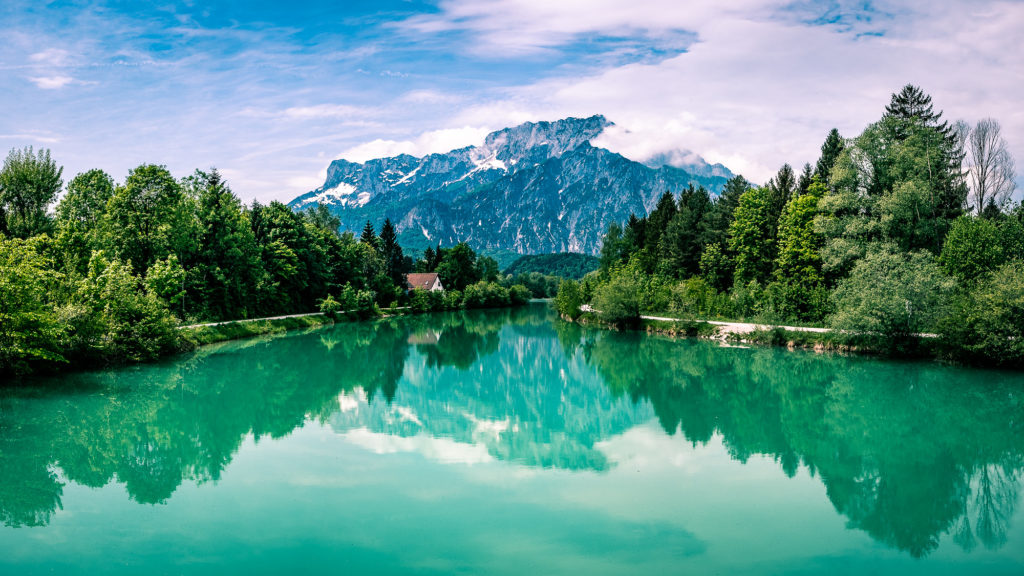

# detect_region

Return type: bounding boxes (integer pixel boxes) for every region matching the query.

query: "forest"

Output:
[557,85,1023,367]
[0,162,527,377]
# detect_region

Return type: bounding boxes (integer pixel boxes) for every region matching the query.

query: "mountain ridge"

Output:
[288,115,734,254]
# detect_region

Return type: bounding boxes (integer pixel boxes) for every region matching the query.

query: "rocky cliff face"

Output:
[288,115,733,254]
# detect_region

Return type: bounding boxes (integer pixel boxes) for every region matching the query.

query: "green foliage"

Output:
[0,237,65,374]
[145,254,186,310]
[592,266,641,328]
[504,271,559,298]
[939,262,1024,367]
[555,279,583,319]
[508,284,532,305]
[815,128,844,185]
[829,248,954,353]
[435,242,480,292]
[318,294,343,315]
[772,178,828,322]
[502,253,600,280]
[658,185,712,278]
[409,288,445,313]
[0,146,63,239]
[462,281,511,309]
[698,243,732,292]
[939,215,1004,283]
[668,277,732,319]
[61,251,180,365]
[185,169,261,321]
[729,186,777,285]
[476,255,500,282]
[103,164,196,275]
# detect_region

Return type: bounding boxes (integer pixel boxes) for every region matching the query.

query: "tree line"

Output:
[557,84,1023,367]
[0,160,528,376]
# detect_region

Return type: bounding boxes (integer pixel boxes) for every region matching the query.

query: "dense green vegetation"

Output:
[503,252,600,279]
[560,85,1023,367]
[0,158,528,377]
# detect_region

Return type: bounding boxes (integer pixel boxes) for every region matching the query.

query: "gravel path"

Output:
[178,312,325,330]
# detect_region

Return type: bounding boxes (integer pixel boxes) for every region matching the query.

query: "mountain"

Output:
[288,115,734,255]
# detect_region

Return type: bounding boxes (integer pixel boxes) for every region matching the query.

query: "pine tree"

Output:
[797,163,814,197]
[378,218,404,286]
[360,220,378,248]
[884,84,951,137]
[815,128,844,185]
[766,164,796,237]
[421,246,436,272]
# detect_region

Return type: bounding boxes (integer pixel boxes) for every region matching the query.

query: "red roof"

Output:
[406,273,440,290]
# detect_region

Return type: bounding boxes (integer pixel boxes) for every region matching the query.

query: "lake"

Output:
[2,303,1023,575]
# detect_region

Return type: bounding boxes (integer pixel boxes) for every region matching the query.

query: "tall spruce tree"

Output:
[797,163,814,196]
[378,218,405,286]
[360,220,378,248]
[815,128,844,185]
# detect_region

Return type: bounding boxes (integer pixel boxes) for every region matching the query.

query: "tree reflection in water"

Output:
[1,305,1022,559]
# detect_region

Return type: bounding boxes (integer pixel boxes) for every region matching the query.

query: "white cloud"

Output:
[336,126,492,163]
[27,75,75,89]
[282,104,372,120]
[424,0,1024,185]
[29,48,72,66]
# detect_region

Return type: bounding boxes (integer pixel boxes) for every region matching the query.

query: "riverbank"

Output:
[181,314,336,347]
[571,311,935,358]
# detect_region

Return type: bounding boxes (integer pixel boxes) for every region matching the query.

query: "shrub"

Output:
[939,261,1024,367]
[319,294,342,315]
[508,284,532,305]
[462,281,511,309]
[829,248,953,354]
[592,269,641,328]
[555,279,583,319]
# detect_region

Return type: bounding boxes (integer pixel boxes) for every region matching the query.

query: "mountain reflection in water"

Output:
[1,304,1022,559]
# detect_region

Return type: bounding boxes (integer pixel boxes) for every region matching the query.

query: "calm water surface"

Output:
[2,304,1023,574]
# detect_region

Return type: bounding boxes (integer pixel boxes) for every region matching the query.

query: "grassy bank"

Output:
[181,314,335,347]
[571,312,934,358]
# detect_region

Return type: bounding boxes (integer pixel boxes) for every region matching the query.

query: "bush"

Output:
[828,248,953,354]
[592,268,641,328]
[939,261,1024,367]
[409,288,444,313]
[462,281,511,309]
[318,294,342,315]
[61,251,180,365]
[669,277,731,319]
[555,279,583,319]
[0,237,65,374]
[508,284,532,305]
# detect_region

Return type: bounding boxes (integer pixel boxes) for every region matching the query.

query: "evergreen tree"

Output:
[658,185,712,277]
[704,175,751,248]
[185,169,261,320]
[645,191,678,253]
[420,246,436,272]
[360,220,378,248]
[884,84,951,137]
[797,163,814,196]
[815,128,844,185]
[378,218,405,286]
[767,164,796,222]
[599,221,626,273]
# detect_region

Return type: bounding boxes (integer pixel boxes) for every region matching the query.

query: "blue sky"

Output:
[2,0,1021,202]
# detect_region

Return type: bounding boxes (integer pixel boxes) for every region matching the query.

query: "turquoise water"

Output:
[1,304,1023,574]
